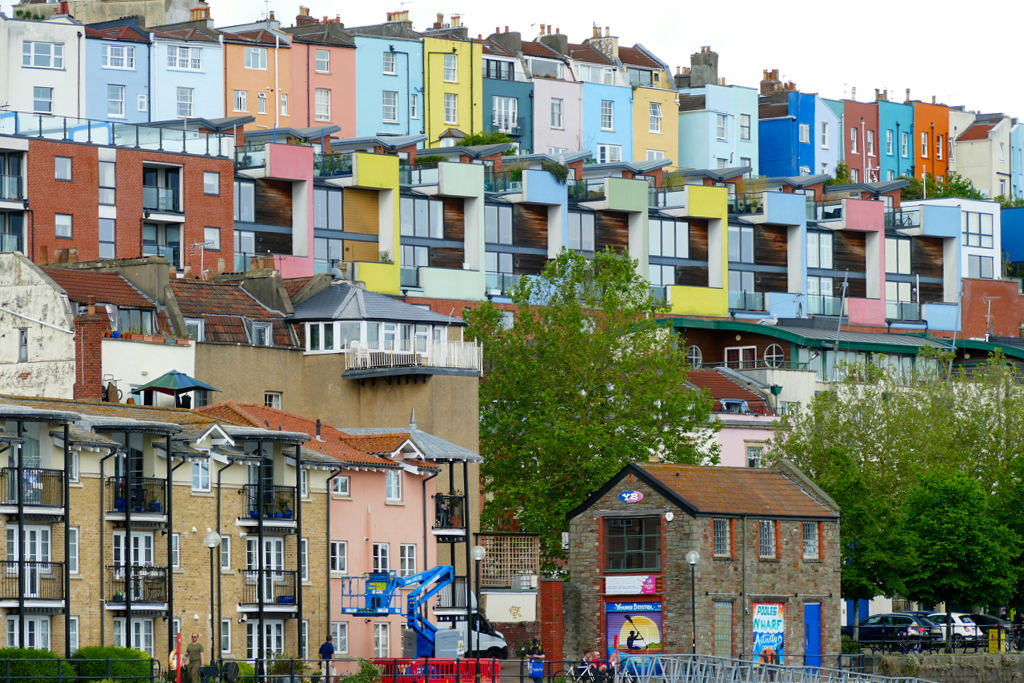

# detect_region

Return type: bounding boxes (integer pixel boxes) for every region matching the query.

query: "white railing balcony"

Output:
[344,339,483,374]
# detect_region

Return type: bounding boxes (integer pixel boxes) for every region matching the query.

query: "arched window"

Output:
[687,345,703,368]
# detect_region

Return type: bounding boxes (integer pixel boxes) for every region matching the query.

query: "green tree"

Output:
[901,172,984,201]
[902,470,1020,650]
[466,249,718,569]
[994,195,1024,209]
[457,130,516,154]
[825,162,852,186]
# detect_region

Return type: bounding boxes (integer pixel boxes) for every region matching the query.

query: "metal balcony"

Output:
[106,476,167,518]
[0,561,65,604]
[142,186,179,213]
[106,565,169,608]
[0,467,64,513]
[240,569,298,609]
[432,494,466,539]
[238,485,297,530]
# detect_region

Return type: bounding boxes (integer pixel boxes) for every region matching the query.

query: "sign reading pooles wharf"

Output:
[752,603,785,665]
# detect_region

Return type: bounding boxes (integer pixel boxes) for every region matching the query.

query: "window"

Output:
[963,212,994,248]
[901,131,909,157]
[741,114,751,141]
[373,543,389,571]
[68,528,79,573]
[713,519,729,557]
[747,446,763,468]
[493,96,518,133]
[176,87,193,118]
[764,344,785,368]
[921,131,928,158]
[245,47,267,70]
[171,533,180,568]
[168,46,202,70]
[252,322,272,347]
[332,476,350,496]
[99,162,116,205]
[300,538,308,581]
[937,134,944,160]
[687,346,702,368]
[444,54,457,82]
[867,129,875,156]
[758,519,775,558]
[55,157,72,181]
[383,91,398,123]
[551,98,563,128]
[7,616,50,650]
[802,522,819,559]
[107,85,125,117]
[601,101,614,131]
[316,49,330,73]
[203,171,220,196]
[55,214,72,239]
[400,544,416,577]
[886,129,893,155]
[849,127,857,153]
[646,150,665,161]
[17,328,28,361]
[32,87,53,114]
[220,536,230,570]
[69,616,78,654]
[315,89,331,121]
[373,623,390,658]
[1001,179,1007,196]
[728,224,754,263]
[627,67,653,87]
[22,42,63,69]
[332,623,348,654]
[192,460,210,491]
[264,392,282,409]
[234,90,247,112]
[386,470,401,501]
[68,451,79,483]
[300,470,308,499]
[1001,142,1007,162]
[443,93,458,124]
[598,144,621,164]
[605,517,660,571]
[382,51,395,75]
[258,92,267,115]
[719,115,731,141]
[820,122,828,148]
[185,318,204,342]
[887,170,895,181]
[221,620,231,654]
[885,237,911,275]
[138,94,147,112]
[968,254,995,279]
[330,541,347,573]
[648,217,688,259]
[649,102,662,133]
[806,231,833,269]
[850,168,859,183]
[410,94,418,119]
[280,93,288,116]
[102,44,135,69]
[799,123,809,144]
[821,162,828,174]
[714,602,733,657]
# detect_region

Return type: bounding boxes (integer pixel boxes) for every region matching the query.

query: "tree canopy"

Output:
[457,130,516,154]
[466,249,717,570]
[900,172,984,201]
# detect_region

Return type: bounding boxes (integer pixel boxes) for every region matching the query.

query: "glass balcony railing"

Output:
[0,175,22,201]
[236,144,266,169]
[729,290,765,311]
[807,295,844,316]
[886,301,922,321]
[568,179,606,201]
[484,171,523,193]
[399,166,439,186]
[142,244,180,268]
[400,266,420,287]
[886,208,921,228]
[485,272,521,297]
[0,233,23,253]
[142,186,179,212]
[807,200,843,222]
[314,153,353,178]
[649,285,668,304]
[727,192,766,215]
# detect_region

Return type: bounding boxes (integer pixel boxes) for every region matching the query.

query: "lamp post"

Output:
[203,531,223,660]
[471,545,487,657]
[685,551,700,655]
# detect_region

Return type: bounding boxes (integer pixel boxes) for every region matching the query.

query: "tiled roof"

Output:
[340,433,408,455]
[221,29,285,46]
[759,102,790,119]
[85,26,151,43]
[170,280,284,320]
[42,267,155,309]
[687,369,769,413]
[282,277,314,299]
[617,46,660,70]
[566,43,613,65]
[519,41,561,58]
[288,29,354,46]
[635,463,837,518]
[0,395,217,429]
[677,94,706,112]
[150,28,218,43]
[957,123,994,142]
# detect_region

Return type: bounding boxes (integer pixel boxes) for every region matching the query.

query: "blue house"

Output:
[345,23,424,139]
[758,90,838,177]
[149,27,225,120]
[678,84,759,172]
[878,99,914,182]
[481,41,533,154]
[1012,122,1024,199]
[85,25,152,123]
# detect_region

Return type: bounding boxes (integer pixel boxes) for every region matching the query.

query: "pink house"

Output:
[285,15,358,136]
[687,368,779,468]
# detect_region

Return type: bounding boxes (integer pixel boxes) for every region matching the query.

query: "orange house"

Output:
[913,100,950,182]
[221,27,292,131]
[284,20,357,135]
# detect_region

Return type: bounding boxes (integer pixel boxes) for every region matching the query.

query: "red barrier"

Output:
[373,658,499,683]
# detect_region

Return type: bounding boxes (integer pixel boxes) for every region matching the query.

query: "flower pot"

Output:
[274,512,283,519]
[103,330,112,338]
[115,498,126,512]
[111,331,121,339]
[283,510,293,519]
[249,510,259,519]
[176,339,190,345]
[149,502,162,513]
[164,338,176,344]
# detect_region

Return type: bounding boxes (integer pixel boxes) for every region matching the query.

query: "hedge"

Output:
[70,647,153,683]
[236,662,254,683]
[0,648,76,683]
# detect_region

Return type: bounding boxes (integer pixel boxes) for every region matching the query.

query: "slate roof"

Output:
[957,123,994,142]
[566,43,613,65]
[41,267,155,309]
[677,94,706,112]
[774,325,949,348]
[687,369,769,413]
[0,396,213,431]
[617,46,660,70]
[220,29,287,46]
[290,282,466,325]
[150,28,218,43]
[519,41,561,58]
[759,102,790,119]
[50,426,122,448]
[287,28,354,47]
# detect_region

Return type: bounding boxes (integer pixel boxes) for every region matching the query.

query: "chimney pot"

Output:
[504,25,508,32]
[539,24,545,35]
[592,24,599,37]
[932,95,936,104]
[547,24,552,34]
[906,88,911,102]
[87,295,96,316]
[555,27,559,34]
[851,87,856,101]
[496,26,500,34]
[268,10,274,20]
[604,26,609,37]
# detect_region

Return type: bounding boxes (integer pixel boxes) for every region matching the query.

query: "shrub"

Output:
[841,636,861,654]
[540,161,569,185]
[0,648,76,683]
[71,647,152,683]
[268,655,307,677]
[236,661,254,683]
[338,661,379,683]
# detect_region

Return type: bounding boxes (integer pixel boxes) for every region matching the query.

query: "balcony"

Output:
[0,175,22,201]
[491,116,521,136]
[142,186,180,213]
[237,485,297,530]
[807,200,843,222]
[240,569,298,610]
[435,576,469,619]
[314,153,353,178]
[0,467,64,514]
[485,272,521,297]
[399,165,439,187]
[142,245,180,268]
[568,179,606,202]
[484,171,522,193]
[343,340,483,377]
[0,234,23,253]
[477,534,540,590]
[806,295,844,316]
[106,565,168,609]
[728,192,766,216]
[650,285,668,304]
[886,301,922,322]
[886,208,921,229]
[236,144,266,169]
[106,477,167,521]
[432,494,466,539]
[0,561,65,607]
[400,266,420,288]
[729,290,765,312]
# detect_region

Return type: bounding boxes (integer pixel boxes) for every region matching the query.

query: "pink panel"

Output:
[847,297,887,326]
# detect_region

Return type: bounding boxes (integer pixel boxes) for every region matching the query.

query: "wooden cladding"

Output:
[911,236,944,279]
[254,179,292,226]
[513,204,548,249]
[689,219,709,262]
[754,225,788,267]
[443,199,465,242]
[676,265,709,287]
[429,246,464,270]
[756,271,788,293]
[344,188,379,235]
[918,282,944,303]
[255,230,292,256]
[345,239,379,263]
[596,211,629,254]
[514,253,548,276]
[846,278,866,299]
[834,231,866,273]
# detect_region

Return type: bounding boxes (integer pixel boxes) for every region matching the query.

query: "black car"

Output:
[841,613,943,649]
[970,613,1013,643]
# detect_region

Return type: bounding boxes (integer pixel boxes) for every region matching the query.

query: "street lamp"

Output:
[685,550,700,655]
[203,531,223,660]
[471,545,487,657]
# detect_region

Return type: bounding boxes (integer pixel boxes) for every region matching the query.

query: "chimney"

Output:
[851,87,856,101]
[905,88,911,103]
[875,88,879,102]
[539,24,545,36]
[932,95,936,104]
[489,29,522,55]
[555,28,559,34]
[675,67,690,89]
[189,5,209,21]
[540,30,567,55]
[451,14,461,28]
[315,419,322,440]
[604,26,609,37]
[434,12,443,29]
[883,89,888,102]
[504,26,508,32]
[56,0,69,14]
[296,5,316,25]
[87,295,95,316]
[592,24,599,38]
[547,24,552,34]
[588,25,618,60]
[269,10,275,21]
[689,46,719,88]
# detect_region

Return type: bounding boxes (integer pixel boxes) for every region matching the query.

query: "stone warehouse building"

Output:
[565,462,840,663]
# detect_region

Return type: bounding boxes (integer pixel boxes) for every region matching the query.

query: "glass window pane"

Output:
[328,191,342,231]
[414,199,428,237]
[728,225,740,262]
[498,207,512,245]
[571,213,583,251]
[898,239,910,275]
[313,189,327,229]
[675,222,688,259]
[402,197,415,236]
[808,232,820,269]
[820,233,833,269]
[429,200,444,239]
[582,215,595,251]
[662,221,675,258]
[485,206,497,243]
[499,253,513,273]
[647,219,660,257]
[741,227,754,263]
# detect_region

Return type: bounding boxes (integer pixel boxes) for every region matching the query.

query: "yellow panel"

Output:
[668,286,729,317]
[345,239,379,263]
[687,186,728,220]
[354,153,399,189]
[344,189,379,235]
[358,262,401,295]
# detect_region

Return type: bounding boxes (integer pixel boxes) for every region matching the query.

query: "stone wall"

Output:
[867,653,1024,683]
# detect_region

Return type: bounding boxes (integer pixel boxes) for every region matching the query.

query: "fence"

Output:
[344,341,483,373]
[476,534,540,590]
[0,657,161,683]
[106,477,166,514]
[374,658,500,683]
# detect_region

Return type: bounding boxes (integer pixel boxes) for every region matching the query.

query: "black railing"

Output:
[0,561,65,600]
[241,569,297,605]
[568,179,606,201]
[0,467,64,507]
[107,476,167,514]
[107,565,169,604]
[242,484,297,519]
[142,186,179,212]
[433,494,466,531]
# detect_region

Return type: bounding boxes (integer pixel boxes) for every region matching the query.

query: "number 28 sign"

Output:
[618,490,644,503]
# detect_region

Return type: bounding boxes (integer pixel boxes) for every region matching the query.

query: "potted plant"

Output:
[283,506,293,520]
[115,481,127,511]
[149,495,161,513]
[249,508,259,519]
[113,590,126,602]
[275,498,287,518]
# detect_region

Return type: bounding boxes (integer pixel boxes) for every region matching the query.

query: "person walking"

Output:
[526,638,545,683]
[319,635,335,683]
[185,633,205,683]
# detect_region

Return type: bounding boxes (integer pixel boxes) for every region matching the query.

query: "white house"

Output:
[0,12,88,119]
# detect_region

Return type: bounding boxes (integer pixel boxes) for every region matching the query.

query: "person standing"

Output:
[319,635,335,683]
[526,638,545,683]
[185,633,205,683]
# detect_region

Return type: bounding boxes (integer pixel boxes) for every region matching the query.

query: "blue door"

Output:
[804,603,821,668]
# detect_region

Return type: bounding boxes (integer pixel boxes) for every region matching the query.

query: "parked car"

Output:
[970,613,1011,635]
[928,612,982,644]
[841,613,942,649]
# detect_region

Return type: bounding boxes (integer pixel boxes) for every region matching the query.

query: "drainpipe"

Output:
[63,423,70,658]
[861,118,866,183]
[422,469,439,568]
[256,441,265,678]
[325,469,343,640]
[216,458,232,664]
[275,35,281,128]
[741,516,747,655]
[295,444,303,657]
[99,448,119,646]
[16,421,24,648]
[77,31,83,118]
[166,433,174,654]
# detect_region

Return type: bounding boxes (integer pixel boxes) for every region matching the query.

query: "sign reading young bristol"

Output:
[605,602,662,612]
[618,490,644,503]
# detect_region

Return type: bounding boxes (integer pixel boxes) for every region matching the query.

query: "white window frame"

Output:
[901,131,909,157]
[373,622,390,658]
[22,42,64,70]
[443,54,457,83]
[221,619,231,654]
[107,88,126,120]
[601,100,614,131]
[646,150,665,161]
[850,127,858,153]
[257,92,267,115]
[799,123,809,144]
[167,46,202,71]
[720,115,730,141]
[382,51,395,75]
[886,129,893,155]
[330,540,347,573]
[252,322,272,347]
[245,47,268,70]
[332,476,350,496]
[802,522,819,560]
[373,542,389,571]
[411,94,419,119]
[386,470,402,501]
[68,527,79,574]
[551,98,563,129]
[316,49,330,74]
[820,122,828,148]
[921,131,928,158]
[444,93,458,125]
[138,93,147,112]
[171,532,180,568]
[234,90,247,112]
[55,214,72,239]
[315,88,331,121]
[867,129,875,157]
[176,87,194,118]
[383,91,398,123]
[399,544,416,577]
[264,391,282,409]
[332,622,348,654]
[102,44,135,69]
[69,616,78,654]
[300,537,308,582]
[204,172,220,196]
[220,535,231,570]
[937,134,943,160]
[598,144,622,164]
[192,460,211,492]
[649,102,662,133]
[741,114,752,141]
[280,93,288,116]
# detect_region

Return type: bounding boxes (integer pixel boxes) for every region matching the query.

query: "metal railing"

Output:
[477,533,540,589]
[107,564,169,604]
[399,166,439,186]
[314,153,353,177]
[728,192,765,215]
[314,259,354,277]
[435,576,469,611]
[615,654,927,683]
[374,658,500,683]
[491,116,520,135]
[485,271,521,297]
[400,266,420,287]
[106,476,167,514]
[484,171,522,193]
[698,359,811,371]
[887,301,922,321]
[729,290,765,311]
[241,484,297,520]
[0,560,65,600]
[886,208,921,228]
[344,340,483,373]
[0,175,22,201]
[142,244,180,267]
[433,494,466,532]
[142,186,179,212]
[0,233,23,253]
[0,656,161,683]
[236,143,267,169]
[241,569,298,605]
[807,294,844,316]
[808,200,844,222]
[0,467,64,508]
[569,179,606,201]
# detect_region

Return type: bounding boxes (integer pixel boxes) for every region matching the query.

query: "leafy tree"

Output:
[466,249,718,570]
[901,172,984,201]
[995,194,1024,209]
[902,470,1020,651]
[457,130,516,155]
[825,162,852,186]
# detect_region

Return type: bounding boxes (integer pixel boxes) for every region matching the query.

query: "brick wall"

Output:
[539,579,564,663]
[73,313,106,400]
[962,278,1024,338]
[490,621,541,657]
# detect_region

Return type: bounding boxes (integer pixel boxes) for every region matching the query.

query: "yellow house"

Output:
[422,34,483,148]
[619,46,679,169]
